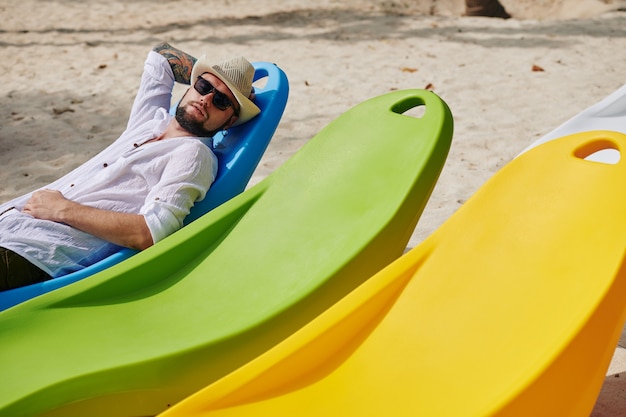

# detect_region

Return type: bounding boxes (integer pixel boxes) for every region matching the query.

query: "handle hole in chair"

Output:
[585,149,620,163]
[402,104,426,119]
[574,139,621,164]
[391,97,427,119]
[253,74,268,90]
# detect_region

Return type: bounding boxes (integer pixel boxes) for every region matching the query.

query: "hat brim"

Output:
[191,55,261,127]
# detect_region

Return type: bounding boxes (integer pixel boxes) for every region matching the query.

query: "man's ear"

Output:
[224,115,239,130]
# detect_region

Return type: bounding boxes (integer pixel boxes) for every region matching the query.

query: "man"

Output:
[0,42,260,290]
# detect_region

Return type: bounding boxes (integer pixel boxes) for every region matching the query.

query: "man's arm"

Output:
[153,42,197,85]
[23,190,153,251]
[153,42,257,100]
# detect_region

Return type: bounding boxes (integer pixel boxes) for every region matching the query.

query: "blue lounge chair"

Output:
[0,62,289,312]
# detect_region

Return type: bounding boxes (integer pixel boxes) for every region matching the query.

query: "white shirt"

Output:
[0,51,217,277]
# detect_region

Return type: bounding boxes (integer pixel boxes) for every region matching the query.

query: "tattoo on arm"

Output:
[153,42,197,85]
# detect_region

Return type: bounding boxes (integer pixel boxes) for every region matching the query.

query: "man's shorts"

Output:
[0,247,52,291]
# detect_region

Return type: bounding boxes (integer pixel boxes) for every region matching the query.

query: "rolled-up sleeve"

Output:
[141,141,217,243]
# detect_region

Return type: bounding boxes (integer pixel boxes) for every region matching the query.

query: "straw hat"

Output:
[191,55,261,126]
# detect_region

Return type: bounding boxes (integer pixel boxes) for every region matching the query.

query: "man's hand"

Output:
[23,189,154,251]
[23,189,72,223]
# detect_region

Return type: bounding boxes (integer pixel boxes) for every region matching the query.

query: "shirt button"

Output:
[103,163,108,168]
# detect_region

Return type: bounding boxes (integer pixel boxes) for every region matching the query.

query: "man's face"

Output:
[176,73,240,137]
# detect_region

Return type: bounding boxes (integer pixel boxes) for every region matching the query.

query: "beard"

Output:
[175,104,219,138]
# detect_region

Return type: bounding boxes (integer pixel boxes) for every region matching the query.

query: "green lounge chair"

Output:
[0,89,453,417]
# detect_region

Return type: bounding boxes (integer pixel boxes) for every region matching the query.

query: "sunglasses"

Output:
[193,76,238,114]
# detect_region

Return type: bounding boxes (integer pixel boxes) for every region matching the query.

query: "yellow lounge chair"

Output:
[159,131,626,417]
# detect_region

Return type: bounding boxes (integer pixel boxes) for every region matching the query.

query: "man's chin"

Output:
[175,107,214,138]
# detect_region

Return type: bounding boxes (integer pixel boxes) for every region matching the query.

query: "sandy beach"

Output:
[1,0,626,414]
